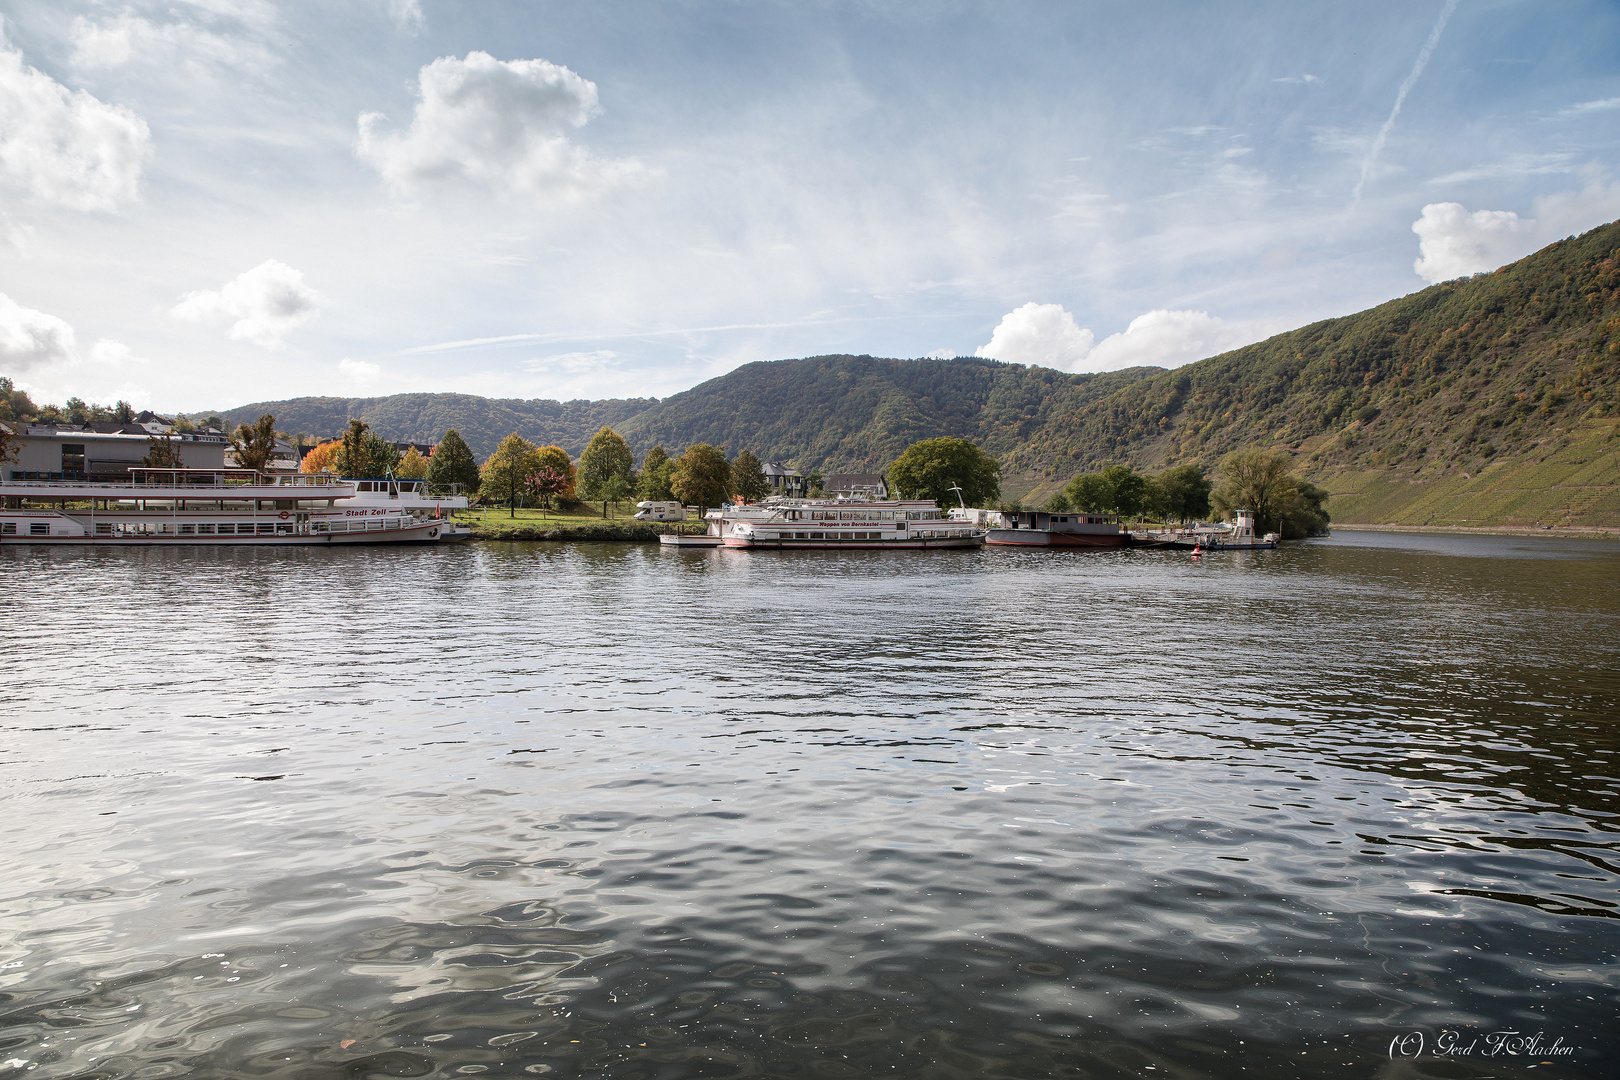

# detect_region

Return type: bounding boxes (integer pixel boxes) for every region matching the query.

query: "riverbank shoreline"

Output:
[468,522,668,542]
[1331,522,1619,540]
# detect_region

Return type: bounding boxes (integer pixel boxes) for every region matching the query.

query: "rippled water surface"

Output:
[3,532,1618,1079]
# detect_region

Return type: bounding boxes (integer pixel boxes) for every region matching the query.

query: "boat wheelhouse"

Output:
[698,497,984,549]
[0,467,445,546]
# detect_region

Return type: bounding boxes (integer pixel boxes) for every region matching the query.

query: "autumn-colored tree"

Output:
[670,444,732,513]
[525,466,569,510]
[534,445,576,500]
[301,440,341,474]
[397,447,429,479]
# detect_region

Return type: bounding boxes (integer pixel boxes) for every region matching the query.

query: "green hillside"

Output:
[212,393,656,459]
[616,355,1154,471]
[1003,220,1620,519]
[190,220,1620,528]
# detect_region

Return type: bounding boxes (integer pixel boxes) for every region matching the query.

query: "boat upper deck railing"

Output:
[3,467,354,491]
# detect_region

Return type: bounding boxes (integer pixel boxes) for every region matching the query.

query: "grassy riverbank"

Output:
[465,504,705,541]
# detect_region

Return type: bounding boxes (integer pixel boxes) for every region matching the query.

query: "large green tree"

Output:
[1064,473,1108,512]
[577,426,636,515]
[1100,464,1148,519]
[1156,464,1213,523]
[671,444,732,513]
[232,414,278,474]
[887,437,1000,507]
[731,450,769,502]
[1211,448,1298,532]
[481,433,544,516]
[333,419,401,478]
[638,445,675,502]
[427,428,480,494]
[1278,479,1332,538]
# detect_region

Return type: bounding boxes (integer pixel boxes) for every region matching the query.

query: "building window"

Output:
[61,444,86,474]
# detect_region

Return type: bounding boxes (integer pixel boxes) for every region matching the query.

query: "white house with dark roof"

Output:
[824,473,889,499]
[761,461,807,496]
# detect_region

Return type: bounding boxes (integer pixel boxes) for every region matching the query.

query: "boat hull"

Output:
[983,529,1128,548]
[722,535,983,549]
[1,522,446,546]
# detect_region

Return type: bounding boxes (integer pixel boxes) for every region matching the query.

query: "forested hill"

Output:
[215,393,656,459]
[615,356,1155,471]
[1001,218,1620,497]
[205,219,1620,524]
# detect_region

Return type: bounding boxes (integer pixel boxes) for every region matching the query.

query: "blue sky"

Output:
[1,0,1617,412]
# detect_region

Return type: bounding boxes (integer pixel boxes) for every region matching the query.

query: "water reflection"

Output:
[2,535,1617,1078]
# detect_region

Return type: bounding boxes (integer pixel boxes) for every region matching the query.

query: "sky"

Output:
[1,0,1618,413]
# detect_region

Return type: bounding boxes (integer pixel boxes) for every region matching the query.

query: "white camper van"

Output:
[633,501,687,522]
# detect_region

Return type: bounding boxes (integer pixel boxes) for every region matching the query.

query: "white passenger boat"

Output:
[702,497,984,549]
[342,477,473,540]
[0,467,446,546]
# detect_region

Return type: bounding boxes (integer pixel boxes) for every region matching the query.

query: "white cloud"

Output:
[1272,74,1320,85]
[1410,178,1620,284]
[977,303,1283,373]
[356,51,649,200]
[0,292,76,372]
[1562,96,1620,116]
[974,303,1094,369]
[69,13,275,75]
[1411,203,1537,282]
[1086,309,1283,371]
[0,32,150,211]
[88,339,148,366]
[381,0,424,33]
[924,348,957,360]
[1527,174,1620,239]
[170,260,321,347]
[338,357,381,384]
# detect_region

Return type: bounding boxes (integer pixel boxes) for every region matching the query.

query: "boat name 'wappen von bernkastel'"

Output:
[643,497,987,549]
[0,468,467,546]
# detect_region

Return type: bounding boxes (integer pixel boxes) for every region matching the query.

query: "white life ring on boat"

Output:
[278,511,290,520]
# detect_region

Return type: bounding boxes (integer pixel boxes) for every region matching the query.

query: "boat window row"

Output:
[782,510,946,521]
[94,521,300,536]
[759,528,970,541]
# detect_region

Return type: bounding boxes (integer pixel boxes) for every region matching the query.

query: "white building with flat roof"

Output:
[4,423,229,482]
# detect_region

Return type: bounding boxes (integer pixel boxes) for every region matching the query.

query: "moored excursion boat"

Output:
[983,509,1131,548]
[0,467,446,546]
[696,497,985,549]
[342,476,473,540]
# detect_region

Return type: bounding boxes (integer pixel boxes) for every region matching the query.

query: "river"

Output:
[2,531,1616,1079]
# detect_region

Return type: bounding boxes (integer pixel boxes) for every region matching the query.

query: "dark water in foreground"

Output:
[2,532,1617,1080]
